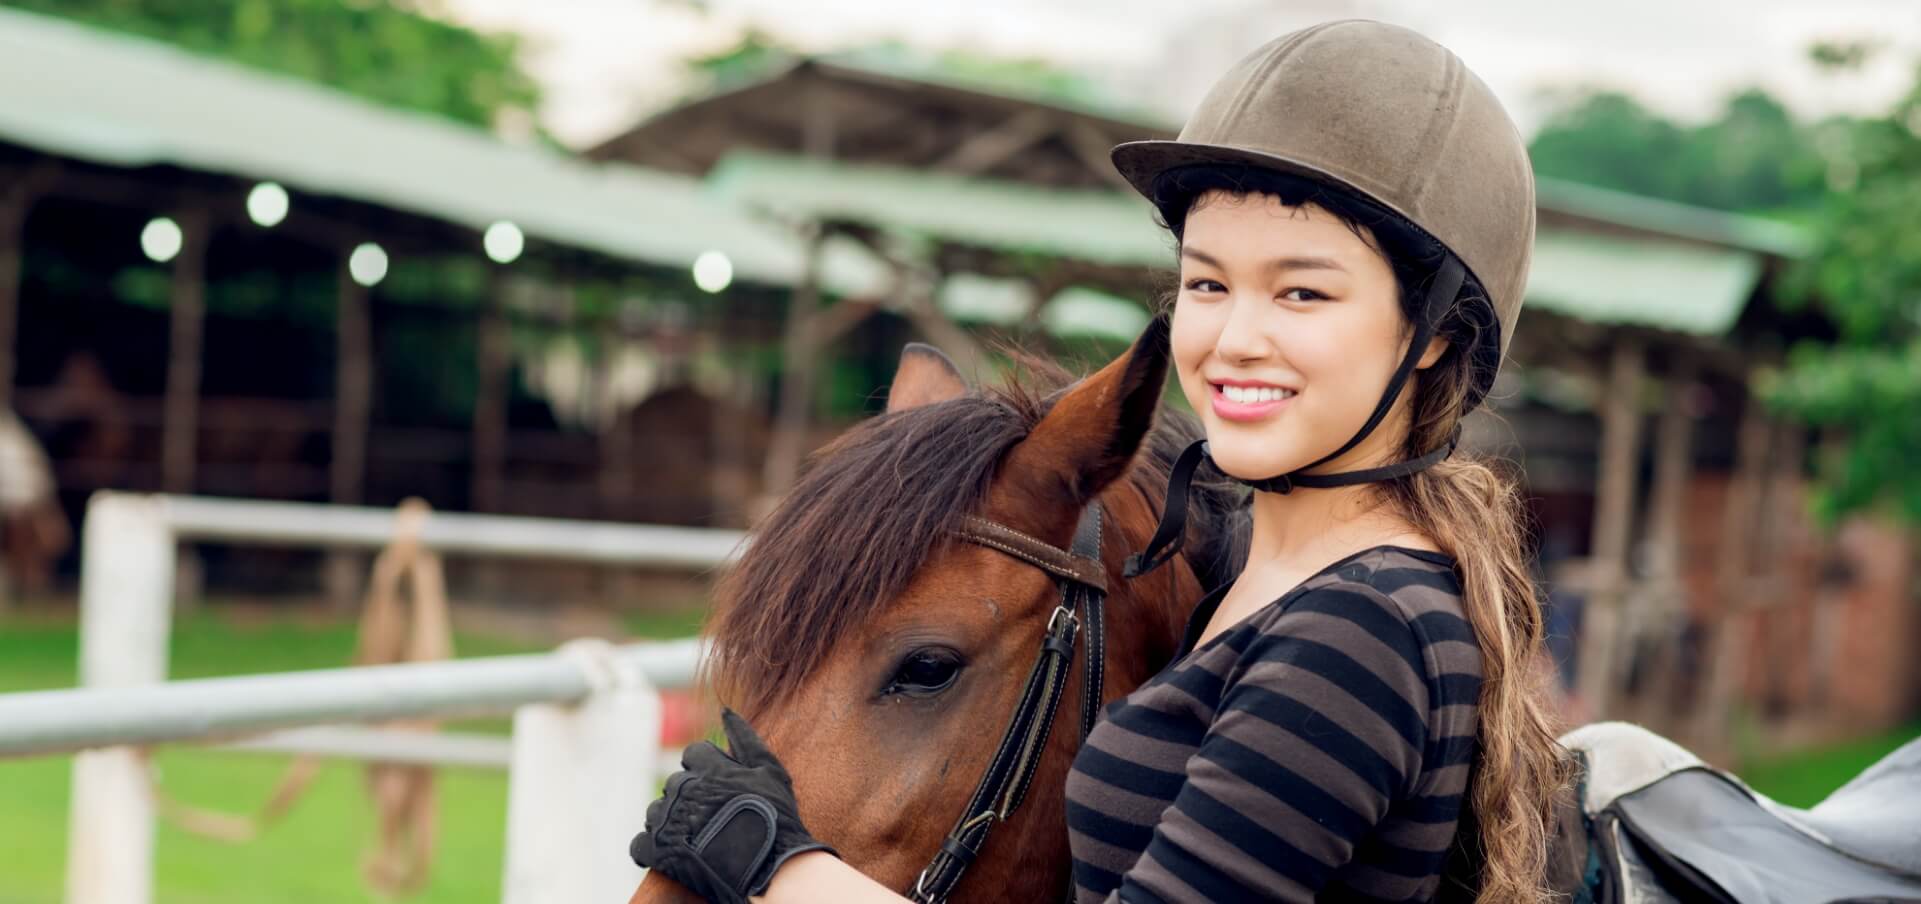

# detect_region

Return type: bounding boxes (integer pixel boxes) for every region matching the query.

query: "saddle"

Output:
[1551,722,1921,904]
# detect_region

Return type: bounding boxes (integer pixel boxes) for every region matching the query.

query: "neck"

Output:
[1245,481,1406,569]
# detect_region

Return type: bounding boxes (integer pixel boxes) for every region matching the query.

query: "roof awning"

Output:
[1526,230,1763,335]
[708,151,1172,268]
[0,8,890,296]
[937,274,1149,342]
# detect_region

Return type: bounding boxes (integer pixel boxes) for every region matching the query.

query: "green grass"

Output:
[1741,722,1921,808]
[0,609,556,904]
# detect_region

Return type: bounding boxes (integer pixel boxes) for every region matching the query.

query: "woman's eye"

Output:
[886,649,962,696]
[1280,287,1329,302]
[1183,278,1225,294]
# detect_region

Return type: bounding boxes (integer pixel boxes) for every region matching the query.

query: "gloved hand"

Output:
[630,709,836,903]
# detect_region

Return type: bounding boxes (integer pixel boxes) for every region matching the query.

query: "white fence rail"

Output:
[13,491,742,904]
[0,640,701,756]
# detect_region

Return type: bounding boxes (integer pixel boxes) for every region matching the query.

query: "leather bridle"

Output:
[908,504,1108,904]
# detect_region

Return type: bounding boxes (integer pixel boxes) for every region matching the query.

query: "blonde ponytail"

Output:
[1384,334,1574,903]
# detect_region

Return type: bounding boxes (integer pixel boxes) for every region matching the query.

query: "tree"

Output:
[1766,60,1921,523]
[0,0,539,130]
[1528,88,1828,214]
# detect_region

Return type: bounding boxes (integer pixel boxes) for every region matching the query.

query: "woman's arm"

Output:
[755,851,907,904]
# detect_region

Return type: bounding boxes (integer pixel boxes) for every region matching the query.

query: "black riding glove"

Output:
[629,709,837,903]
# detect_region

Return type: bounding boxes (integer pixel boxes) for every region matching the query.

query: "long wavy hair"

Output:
[1150,165,1573,904]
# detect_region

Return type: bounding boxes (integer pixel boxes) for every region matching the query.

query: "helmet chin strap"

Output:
[1125,257,1467,578]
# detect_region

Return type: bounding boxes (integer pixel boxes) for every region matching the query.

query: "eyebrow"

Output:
[1180,246,1348,274]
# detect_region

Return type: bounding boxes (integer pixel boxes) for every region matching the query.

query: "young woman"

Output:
[632,19,1570,903]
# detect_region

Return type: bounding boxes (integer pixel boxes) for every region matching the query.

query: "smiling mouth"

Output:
[1214,384,1297,404]
[1210,382,1298,422]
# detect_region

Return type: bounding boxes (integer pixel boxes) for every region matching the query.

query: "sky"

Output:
[441,0,1921,148]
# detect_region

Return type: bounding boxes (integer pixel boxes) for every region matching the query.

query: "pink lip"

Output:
[1209,381,1298,422]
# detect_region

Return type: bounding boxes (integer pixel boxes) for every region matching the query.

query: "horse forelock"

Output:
[703,360,1238,716]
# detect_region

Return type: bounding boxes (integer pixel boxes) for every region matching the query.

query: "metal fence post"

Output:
[66,493,175,904]
[502,640,660,904]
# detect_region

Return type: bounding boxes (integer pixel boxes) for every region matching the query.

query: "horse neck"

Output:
[962,477,1206,902]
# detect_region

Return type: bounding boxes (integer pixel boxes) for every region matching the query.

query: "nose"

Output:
[1212,293,1272,365]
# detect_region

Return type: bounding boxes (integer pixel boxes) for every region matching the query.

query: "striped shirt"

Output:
[1065,546,1482,902]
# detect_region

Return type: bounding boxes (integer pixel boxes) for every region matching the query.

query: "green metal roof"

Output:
[0,8,889,296]
[1526,229,1761,335]
[715,151,1776,338]
[936,274,1150,342]
[707,151,1173,268]
[1536,178,1812,258]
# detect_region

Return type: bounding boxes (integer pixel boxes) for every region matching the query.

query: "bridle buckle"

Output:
[1046,603,1079,640]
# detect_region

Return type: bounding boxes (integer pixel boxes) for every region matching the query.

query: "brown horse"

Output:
[630,323,1246,902]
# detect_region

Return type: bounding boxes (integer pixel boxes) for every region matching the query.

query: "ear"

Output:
[992,315,1170,514]
[1417,334,1450,370]
[886,343,968,413]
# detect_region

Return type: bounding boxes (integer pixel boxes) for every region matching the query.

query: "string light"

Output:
[692,250,733,293]
[349,242,389,287]
[141,217,183,263]
[247,182,289,228]
[484,221,524,264]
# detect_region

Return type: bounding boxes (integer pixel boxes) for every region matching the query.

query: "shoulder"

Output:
[1236,549,1481,712]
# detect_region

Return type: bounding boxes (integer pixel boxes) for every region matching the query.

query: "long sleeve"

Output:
[1106,583,1445,903]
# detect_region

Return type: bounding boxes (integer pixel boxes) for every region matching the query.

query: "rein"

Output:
[908,504,1108,904]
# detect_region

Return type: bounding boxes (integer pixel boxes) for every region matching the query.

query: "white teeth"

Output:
[1220,385,1295,404]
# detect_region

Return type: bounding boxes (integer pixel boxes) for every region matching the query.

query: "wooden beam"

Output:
[932,108,1058,175]
[470,269,510,513]
[759,228,827,506]
[0,161,60,412]
[1645,367,1696,575]
[1575,337,1645,718]
[1063,122,1142,191]
[1637,367,1696,724]
[324,260,374,609]
[1695,386,1773,746]
[330,262,373,507]
[161,209,211,494]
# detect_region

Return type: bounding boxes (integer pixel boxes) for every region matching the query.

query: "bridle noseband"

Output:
[908,504,1108,904]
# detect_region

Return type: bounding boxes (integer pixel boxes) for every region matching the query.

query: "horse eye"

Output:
[886,649,962,696]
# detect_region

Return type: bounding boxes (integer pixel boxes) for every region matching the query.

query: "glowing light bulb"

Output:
[692,250,733,293]
[484,221,524,264]
[247,182,289,227]
[141,217,183,263]
[349,242,389,287]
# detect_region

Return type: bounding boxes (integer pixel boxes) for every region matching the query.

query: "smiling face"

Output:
[1170,190,1440,482]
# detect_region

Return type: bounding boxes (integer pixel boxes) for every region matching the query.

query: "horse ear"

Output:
[886,342,968,413]
[996,315,1170,509]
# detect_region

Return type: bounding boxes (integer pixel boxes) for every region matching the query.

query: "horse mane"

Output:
[705,355,1249,715]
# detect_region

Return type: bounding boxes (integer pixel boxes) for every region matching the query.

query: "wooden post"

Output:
[161,210,210,495]
[325,260,374,608]
[595,315,631,522]
[1639,366,1695,723]
[760,227,827,506]
[1575,337,1644,718]
[471,269,510,514]
[1695,389,1773,746]
[0,160,57,414]
[160,210,210,608]
[0,187,29,413]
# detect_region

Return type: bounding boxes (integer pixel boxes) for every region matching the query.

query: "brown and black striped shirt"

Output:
[1065,546,1482,902]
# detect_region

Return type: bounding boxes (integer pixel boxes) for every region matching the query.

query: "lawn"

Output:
[0,609,574,904]
[1740,722,1921,808]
